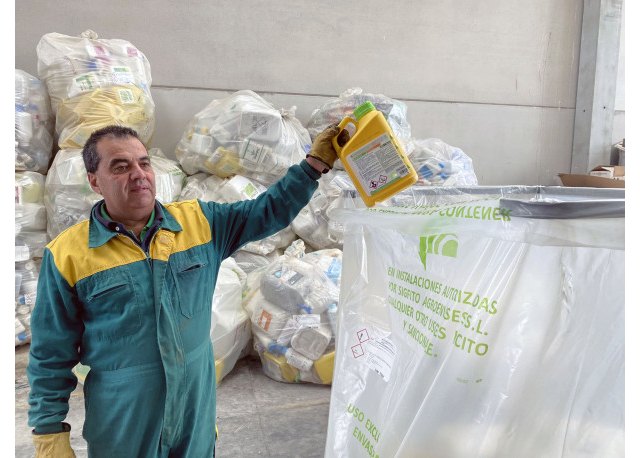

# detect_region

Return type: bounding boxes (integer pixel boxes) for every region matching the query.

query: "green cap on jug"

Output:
[353,101,376,121]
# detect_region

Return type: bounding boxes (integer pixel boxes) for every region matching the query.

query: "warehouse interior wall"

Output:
[14,0,624,185]
[613,6,625,145]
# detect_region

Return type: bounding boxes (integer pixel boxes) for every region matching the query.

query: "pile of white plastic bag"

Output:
[17,27,484,384]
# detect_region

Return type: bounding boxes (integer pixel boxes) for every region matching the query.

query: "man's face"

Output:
[87,136,156,219]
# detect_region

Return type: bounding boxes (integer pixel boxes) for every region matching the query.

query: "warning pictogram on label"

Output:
[379,175,387,184]
[357,328,370,343]
[351,344,365,358]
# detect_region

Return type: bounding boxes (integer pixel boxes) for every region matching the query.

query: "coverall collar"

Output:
[88,200,182,248]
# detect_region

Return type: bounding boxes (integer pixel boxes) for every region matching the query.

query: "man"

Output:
[27,123,345,457]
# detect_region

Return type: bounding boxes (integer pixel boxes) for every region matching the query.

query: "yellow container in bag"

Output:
[332,101,417,207]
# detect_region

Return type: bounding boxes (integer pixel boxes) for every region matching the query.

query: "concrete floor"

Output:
[15,344,332,457]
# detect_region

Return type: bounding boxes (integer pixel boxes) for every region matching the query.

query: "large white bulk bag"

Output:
[326,186,624,458]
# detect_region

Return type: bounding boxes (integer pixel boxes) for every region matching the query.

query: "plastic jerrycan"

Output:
[332,101,418,207]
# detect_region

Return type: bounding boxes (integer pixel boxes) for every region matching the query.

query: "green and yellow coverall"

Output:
[27,161,321,457]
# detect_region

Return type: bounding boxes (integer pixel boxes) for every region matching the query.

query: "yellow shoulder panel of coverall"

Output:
[47,221,147,287]
[151,200,212,261]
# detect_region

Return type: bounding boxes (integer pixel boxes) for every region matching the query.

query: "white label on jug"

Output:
[23,292,37,306]
[278,269,302,285]
[363,336,396,382]
[285,349,313,371]
[240,139,271,169]
[111,66,134,85]
[241,182,259,199]
[346,133,410,196]
[72,73,100,94]
[117,88,135,104]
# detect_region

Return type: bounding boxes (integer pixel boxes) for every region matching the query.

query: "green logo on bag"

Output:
[419,233,458,268]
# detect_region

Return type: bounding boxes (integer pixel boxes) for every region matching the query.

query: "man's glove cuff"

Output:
[305,154,331,173]
[33,422,71,435]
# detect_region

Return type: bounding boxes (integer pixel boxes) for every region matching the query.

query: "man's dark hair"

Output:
[82,125,141,173]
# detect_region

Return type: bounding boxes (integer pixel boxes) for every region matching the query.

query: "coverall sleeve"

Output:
[199,160,321,259]
[27,248,84,432]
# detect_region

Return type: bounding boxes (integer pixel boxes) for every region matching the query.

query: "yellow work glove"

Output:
[32,429,76,458]
[307,124,350,174]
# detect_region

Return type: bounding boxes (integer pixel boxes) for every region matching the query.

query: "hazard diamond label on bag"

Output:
[350,327,396,382]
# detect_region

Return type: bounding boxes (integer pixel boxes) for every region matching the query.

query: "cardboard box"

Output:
[611,139,625,166]
[589,165,625,179]
[558,165,625,188]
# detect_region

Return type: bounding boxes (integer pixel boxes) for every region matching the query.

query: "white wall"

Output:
[16,0,593,185]
[613,4,625,145]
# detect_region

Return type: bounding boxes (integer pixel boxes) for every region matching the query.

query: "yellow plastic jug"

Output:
[332,101,417,207]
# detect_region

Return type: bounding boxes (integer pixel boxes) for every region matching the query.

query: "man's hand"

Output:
[306,124,350,174]
[33,427,76,458]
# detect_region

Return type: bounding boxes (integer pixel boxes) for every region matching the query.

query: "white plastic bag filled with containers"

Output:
[174,90,311,186]
[326,186,624,458]
[408,138,479,186]
[306,87,413,159]
[44,149,103,238]
[15,69,54,173]
[16,171,48,240]
[36,30,155,149]
[244,241,342,385]
[291,169,353,250]
[15,260,42,346]
[147,148,186,203]
[210,258,252,384]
